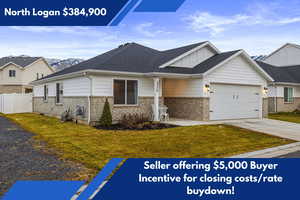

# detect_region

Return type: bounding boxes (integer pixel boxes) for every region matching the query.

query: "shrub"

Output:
[120,113,150,129]
[99,99,112,127]
[61,108,73,122]
[293,109,300,114]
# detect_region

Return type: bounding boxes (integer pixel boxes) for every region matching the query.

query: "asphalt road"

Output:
[0,116,83,197]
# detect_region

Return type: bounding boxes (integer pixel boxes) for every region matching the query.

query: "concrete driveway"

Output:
[226,119,300,141]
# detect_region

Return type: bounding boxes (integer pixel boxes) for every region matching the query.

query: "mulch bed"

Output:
[95,123,178,130]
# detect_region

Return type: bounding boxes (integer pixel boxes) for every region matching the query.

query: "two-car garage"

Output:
[209,84,262,121]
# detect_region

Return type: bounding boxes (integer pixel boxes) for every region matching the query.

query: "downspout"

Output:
[85,72,93,125]
[275,84,278,113]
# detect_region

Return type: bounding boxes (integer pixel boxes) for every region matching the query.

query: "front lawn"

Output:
[269,112,300,123]
[5,113,293,177]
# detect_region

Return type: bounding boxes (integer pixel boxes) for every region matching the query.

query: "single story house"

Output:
[257,43,300,113]
[0,56,55,94]
[32,41,273,125]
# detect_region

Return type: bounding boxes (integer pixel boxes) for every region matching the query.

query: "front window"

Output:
[43,85,48,101]
[113,79,138,105]
[56,83,63,104]
[284,87,293,103]
[9,70,16,77]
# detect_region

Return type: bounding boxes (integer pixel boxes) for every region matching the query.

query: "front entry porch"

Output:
[152,77,209,122]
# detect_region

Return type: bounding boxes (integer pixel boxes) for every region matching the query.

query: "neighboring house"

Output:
[0,56,55,94]
[31,41,273,125]
[257,43,300,113]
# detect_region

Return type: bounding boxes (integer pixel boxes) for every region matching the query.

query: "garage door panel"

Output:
[210,84,261,120]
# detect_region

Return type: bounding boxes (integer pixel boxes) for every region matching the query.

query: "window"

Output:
[9,70,16,77]
[36,73,39,80]
[113,79,138,105]
[56,83,63,104]
[284,87,294,103]
[43,85,48,101]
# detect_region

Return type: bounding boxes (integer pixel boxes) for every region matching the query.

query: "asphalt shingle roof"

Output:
[257,61,300,83]
[155,50,240,74]
[0,56,41,68]
[40,42,240,80]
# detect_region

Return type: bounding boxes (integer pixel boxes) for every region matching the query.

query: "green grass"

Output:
[4,113,294,177]
[269,112,300,123]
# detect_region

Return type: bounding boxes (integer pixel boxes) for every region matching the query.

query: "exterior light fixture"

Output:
[205,84,210,92]
[263,87,268,94]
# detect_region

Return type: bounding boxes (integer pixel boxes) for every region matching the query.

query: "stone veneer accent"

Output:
[0,85,25,94]
[90,96,163,125]
[33,96,163,125]
[262,98,268,118]
[33,97,89,123]
[164,97,209,121]
[268,97,276,113]
[270,97,300,112]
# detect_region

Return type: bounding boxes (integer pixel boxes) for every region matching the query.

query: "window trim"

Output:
[113,78,139,106]
[284,87,294,103]
[43,85,48,102]
[55,82,63,105]
[9,70,16,77]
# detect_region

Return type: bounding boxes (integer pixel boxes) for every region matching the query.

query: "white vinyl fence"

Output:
[0,93,33,114]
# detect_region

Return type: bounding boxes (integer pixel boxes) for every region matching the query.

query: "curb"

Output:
[229,142,300,158]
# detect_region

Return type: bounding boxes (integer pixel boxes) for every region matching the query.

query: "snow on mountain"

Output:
[46,58,84,71]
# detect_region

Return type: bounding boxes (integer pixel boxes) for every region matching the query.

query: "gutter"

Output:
[274,82,300,86]
[31,69,203,85]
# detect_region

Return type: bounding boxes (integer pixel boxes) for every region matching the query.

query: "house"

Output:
[257,43,300,113]
[31,41,273,125]
[0,56,55,94]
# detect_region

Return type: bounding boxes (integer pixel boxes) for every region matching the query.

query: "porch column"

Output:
[153,77,160,121]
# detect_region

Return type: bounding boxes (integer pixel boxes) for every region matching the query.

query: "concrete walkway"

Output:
[226,119,300,141]
[230,142,300,158]
[166,118,300,141]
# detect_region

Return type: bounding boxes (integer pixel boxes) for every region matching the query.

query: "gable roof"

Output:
[35,42,271,83]
[264,43,300,61]
[38,42,211,80]
[0,56,42,68]
[257,61,300,83]
[155,50,240,74]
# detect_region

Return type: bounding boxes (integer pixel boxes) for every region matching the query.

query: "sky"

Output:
[1,0,300,59]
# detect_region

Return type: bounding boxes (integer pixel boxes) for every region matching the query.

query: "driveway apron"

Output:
[226,119,300,141]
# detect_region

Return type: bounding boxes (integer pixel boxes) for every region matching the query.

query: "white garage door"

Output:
[210,84,261,120]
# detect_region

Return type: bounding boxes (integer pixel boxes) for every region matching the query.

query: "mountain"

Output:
[46,58,84,71]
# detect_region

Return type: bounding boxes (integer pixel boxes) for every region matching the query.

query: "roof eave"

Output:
[272,82,300,86]
[146,72,203,78]
[0,62,24,70]
[31,69,205,85]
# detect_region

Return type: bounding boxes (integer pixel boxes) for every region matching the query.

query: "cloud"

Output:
[278,17,300,24]
[185,12,250,36]
[185,1,300,36]
[9,26,113,38]
[134,22,171,37]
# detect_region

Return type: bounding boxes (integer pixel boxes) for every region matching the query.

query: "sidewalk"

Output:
[229,142,300,158]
